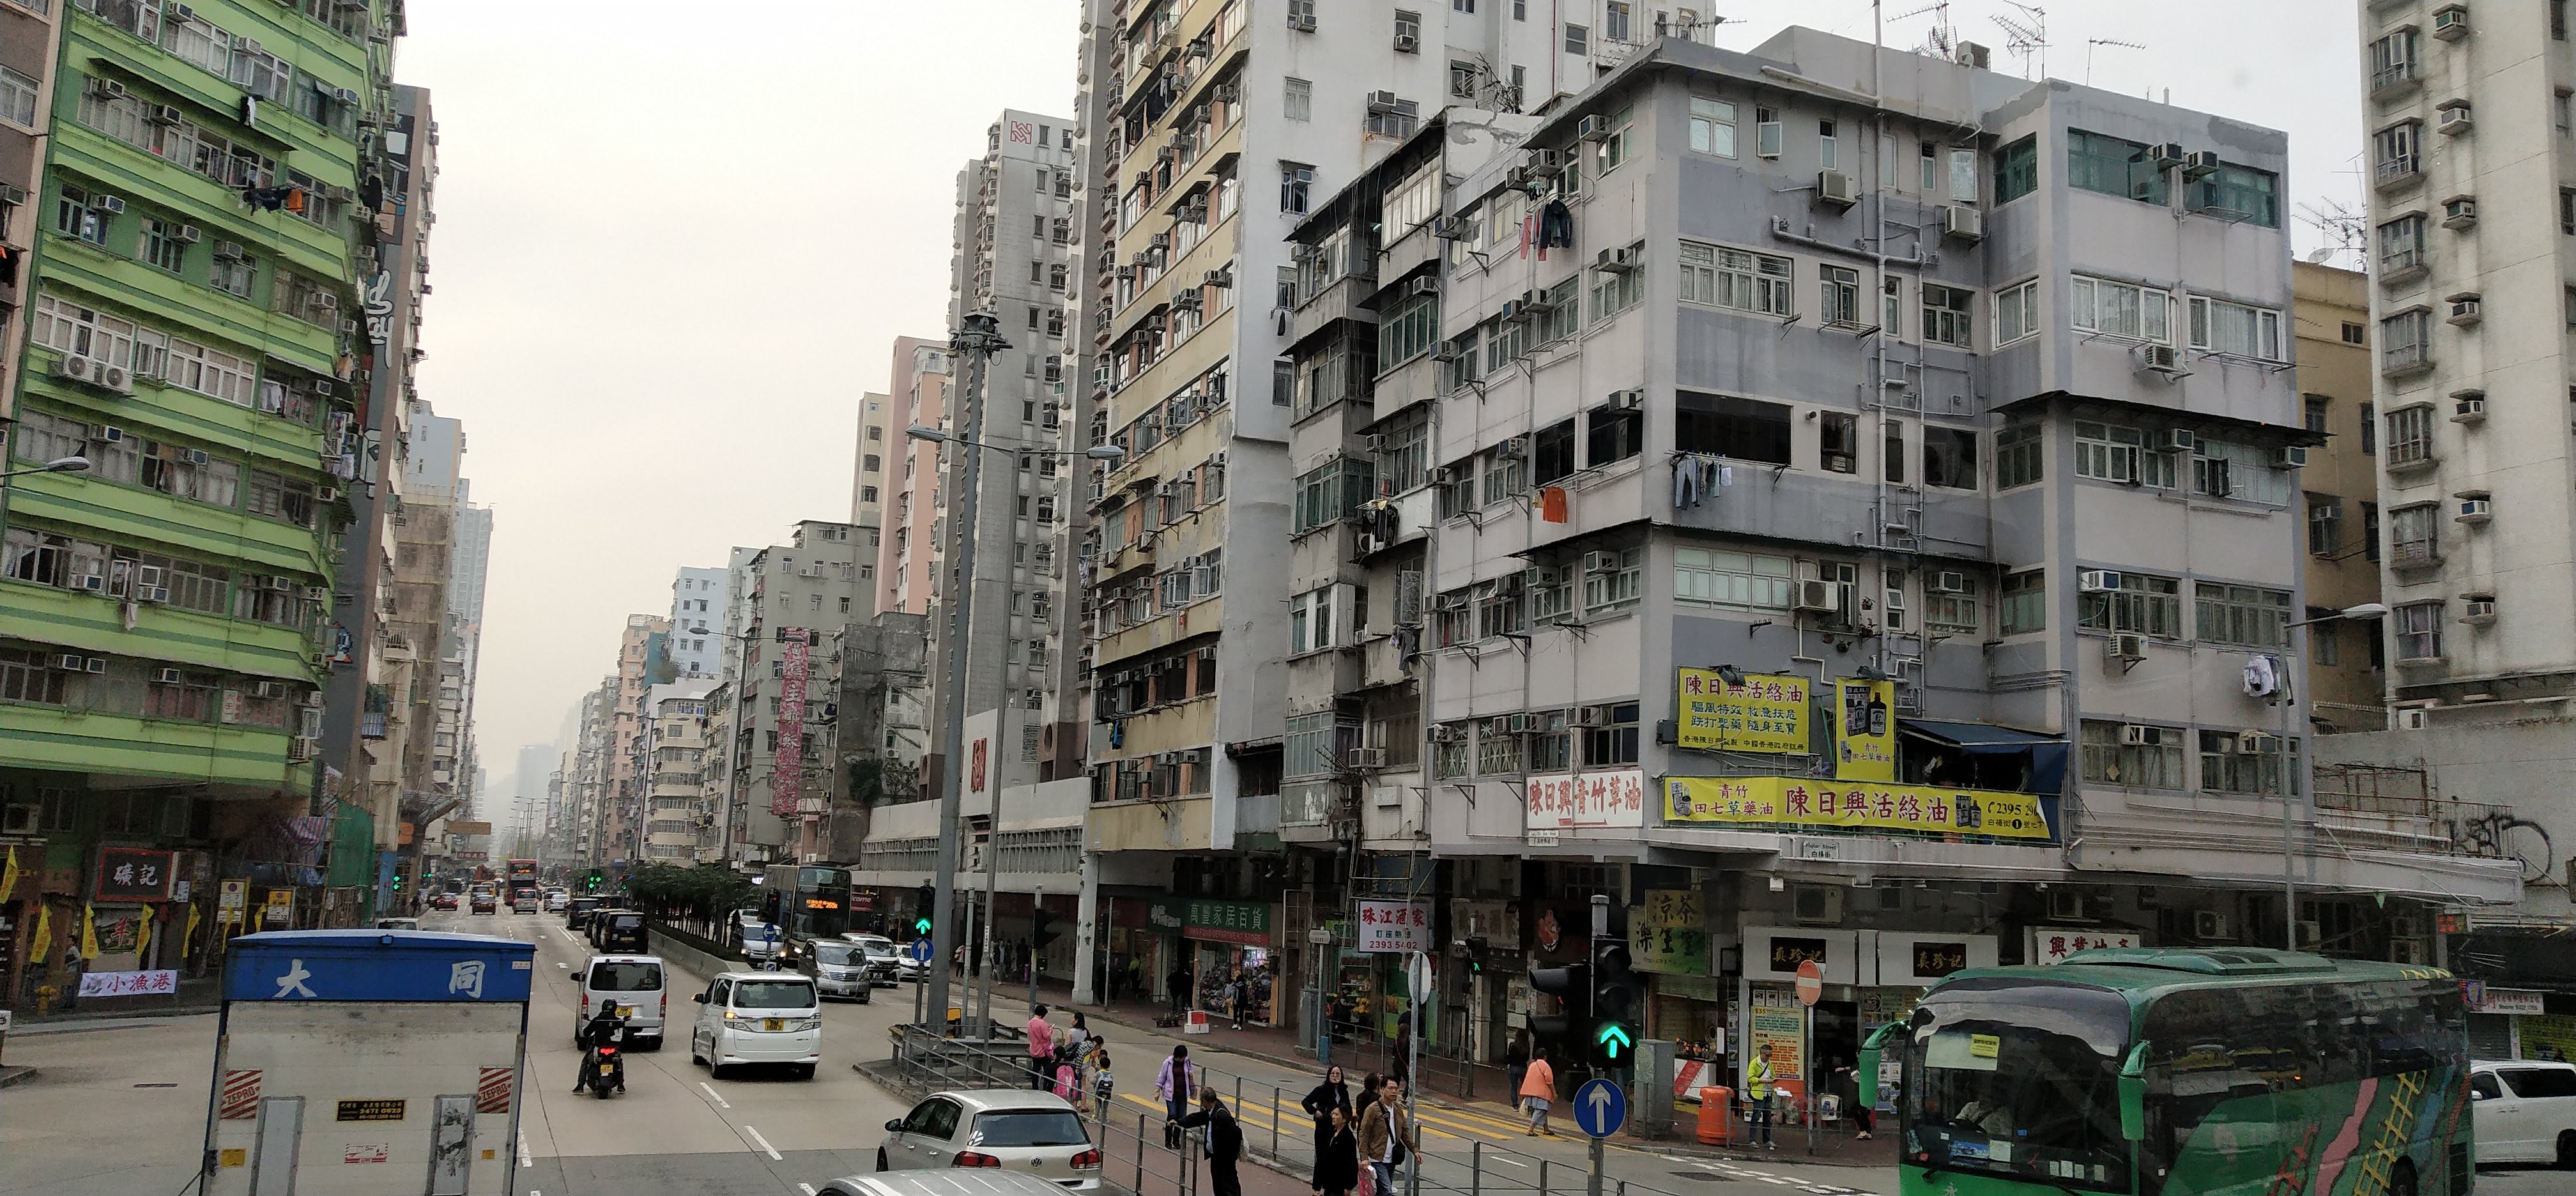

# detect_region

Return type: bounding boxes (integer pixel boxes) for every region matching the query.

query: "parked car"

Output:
[2472,1059,2576,1167]
[821,1161,1078,1196]
[875,1090,1101,1187]
[594,910,648,953]
[800,939,879,1002]
[576,954,668,1050]
[689,971,821,1078]
[566,896,603,928]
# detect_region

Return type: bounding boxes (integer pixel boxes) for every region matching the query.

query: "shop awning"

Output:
[1899,719,2067,795]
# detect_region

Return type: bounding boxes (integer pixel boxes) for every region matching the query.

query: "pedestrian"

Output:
[1390,1018,1412,1087]
[1026,1003,1056,1091]
[1090,1041,1117,1113]
[1106,957,1124,1004]
[1503,1028,1531,1113]
[1223,973,1243,1029]
[1155,1043,1197,1149]
[1356,1077,1414,1196]
[1832,1058,1874,1140]
[1313,1105,1361,1196]
[1177,1087,1245,1196]
[1520,1047,1557,1136]
[1066,1011,1091,1058]
[1169,963,1192,1015]
[1745,1051,1775,1151]
[1354,1071,1384,1124]
[1301,1064,1354,1156]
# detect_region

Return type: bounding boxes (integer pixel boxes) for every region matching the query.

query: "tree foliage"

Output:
[848,755,920,807]
[622,862,752,922]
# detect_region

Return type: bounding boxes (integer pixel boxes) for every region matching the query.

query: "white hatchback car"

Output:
[2471,1059,2576,1167]
[691,970,822,1078]
[877,1090,1101,1190]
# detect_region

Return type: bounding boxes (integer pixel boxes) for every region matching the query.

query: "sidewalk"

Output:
[944,972,1899,1170]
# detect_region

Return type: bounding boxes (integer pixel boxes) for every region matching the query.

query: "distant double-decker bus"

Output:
[1866,947,2468,1196]
[504,858,539,901]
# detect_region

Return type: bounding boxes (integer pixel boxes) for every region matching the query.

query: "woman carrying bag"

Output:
[1314,1106,1361,1196]
[1301,1064,1354,1157]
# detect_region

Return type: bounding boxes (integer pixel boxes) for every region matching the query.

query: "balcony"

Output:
[1289,270,1379,348]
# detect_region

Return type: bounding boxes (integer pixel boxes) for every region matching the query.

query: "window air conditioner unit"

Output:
[1931,570,1968,594]
[1367,90,1404,113]
[2452,391,2487,421]
[1498,436,1529,457]
[2235,730,2276,754]
[1506,713,1542,734]
[1519,288,1554,311]
[2456,496,2492,523]
[2193,909,2233,940]
[180,448,210,466]
[1498,300,1526,323]
[2077,569,2123,593]
[1432,216,1471,240]
[1407,275,1438,298]
[1347,747,1387,769]
[289,737,317,762]
[2182,150,2223,179]
[1792,885,1844,926]
[1940,205,1982,241]
[214,240,247,261]
[254,680,287,700]
[1214,82,1241,103]
[1604,389,1643,412]
[155,667,185,684]
[2446,293,2481,324]
[1203,268,1231,288]
[2442,195,2479,228]
[1393,31,1418,52]
[2273,445,2308,468]
[2437,102,2473,135]
[2107,633,2148,663]
[1575,114,1612,142]
[176,224,201,243]
[150,104,183,126]
[1571,706,1606,728]
[1794,579,1843,613]
[267,576,293,592]
[1486,716,1514,737]
[2120,724,2165,747]
[1429,723,1465,743]
[1816,169,1857,208]
[1593,247,1637,273]
[2135,344,2188,376]
[137,584,169,604]
[2464,595,2498,620]
[56,654,86,671]
[96,195,125,214]
[2156,428,2195,453]
[1288,12,1316,32]
[2046,889,2089,921]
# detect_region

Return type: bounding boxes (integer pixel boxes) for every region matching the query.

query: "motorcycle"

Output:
[579,1018,628,1098]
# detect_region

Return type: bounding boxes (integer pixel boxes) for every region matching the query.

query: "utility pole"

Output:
[922,310,1005,1034]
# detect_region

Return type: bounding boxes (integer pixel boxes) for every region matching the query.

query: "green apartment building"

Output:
[1,0,399,1007]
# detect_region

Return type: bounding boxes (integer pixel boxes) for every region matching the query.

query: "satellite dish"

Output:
[2305,249,2335,264]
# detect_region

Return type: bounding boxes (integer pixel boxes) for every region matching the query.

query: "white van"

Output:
[577,954,669,1050]
[2471,1059,2576,1167]
[691,970,822,1079]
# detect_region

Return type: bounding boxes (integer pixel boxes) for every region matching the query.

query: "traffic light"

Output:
[1032,907,1060,953]
[1591,940,1641,1068]
[914,885,935,937]
[1527,958,1591,1063]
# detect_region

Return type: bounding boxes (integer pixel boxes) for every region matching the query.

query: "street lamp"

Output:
[0,455,89,480]
[905,424,1127,464]
[2276,601,2388,949]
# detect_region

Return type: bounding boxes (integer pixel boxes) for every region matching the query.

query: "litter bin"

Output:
[1696,1087,1733,1144]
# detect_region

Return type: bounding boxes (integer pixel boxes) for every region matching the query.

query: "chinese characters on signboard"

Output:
[1665,777,2054,842]
[1911,941,1970,978]
[1675,670,1810,754]
[771,630,809,816]
[1833,678,1896,782]
[1524,769,1648,838]
[1355,900,1432,953]
[94,847,176,901]
[76,969,177,998]
[1767,936,1829,973]
[2023,925,2145,965]
[1181,899,1271,946]
[1629,889,1709,975]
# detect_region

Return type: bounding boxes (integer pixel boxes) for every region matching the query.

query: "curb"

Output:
[10,1005,219,1034]
[0,1064,40,1087]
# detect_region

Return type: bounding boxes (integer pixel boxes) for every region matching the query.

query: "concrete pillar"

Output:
[1073,851,1100,1004]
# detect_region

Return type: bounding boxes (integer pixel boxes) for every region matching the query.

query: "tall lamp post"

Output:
[2278,601,2388,948]
[910,395,1124,1033]
[0,456,89,480]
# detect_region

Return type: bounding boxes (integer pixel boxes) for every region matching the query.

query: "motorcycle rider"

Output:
[576,1002,627,1093]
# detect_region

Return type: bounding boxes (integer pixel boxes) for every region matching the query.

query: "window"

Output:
[2189,296,2283,360]
[1584,547,1641,612]
[1289,589,1335,657]
[1926,576,1981,636]
[1689,97,1736,157]
[1820,266,1861,326]
[1394,9,1421,48]
[1582,702,1641,767]
[1563,23,1588,54]
[1476,578,1524,638]
[1588,242,1643,319]
[2074,420,2143,483]
[2373,121,2422,185]
[2198,730,2294,797]
[1595,103,1633,174]
[1922,284,1973,347]
[1433,724,1473,779]
[1674,548,1793,611]
[211,249,255,299]
[1587,403,1641,467]
[2342,322,2366,346]
[1923,427,1977,489]
[0,65,34,127]
[31,293,141,369]
[2081,720,2184,790]
[2078,572,2181,637]
[1286,0,1315,27]
[1280,163,1313,214]
[1450,59,1479,99]
[1993,135,2038,204]
[2395,601,2444,661]
[2380,310,2430,374]
[1999,570,2045,634]
[1818,411,1858,473]
[2070,275,2170,342]
[2368,28,2419,93]
[1817,119,1839,171]
[1995,421,2043,489]
[2194,582,2291,648]
[2301,397,2329,436]
[2312,624,2340,667]
[55,185,111,247]
[2384,404,2435,466]
[1530,417,1577,487]
[2558,0,2570,40]
[1678,241,1792,315]
[1883,422,1906,484]
[1675,392,1791,464]
[1476,721,1523,776]
[2306,495,2343,556]
[1882,276,1903,337]
[245,471,316,528]
[1292,457,1374,533]
[2189,438,2292,505]
[2389,502,2441,565]
[1377,293,1440,365]
[1480,445,1527,505]
[2066,130,2165,204]
[1993,279,2039,345]
[2189,162,2280,227]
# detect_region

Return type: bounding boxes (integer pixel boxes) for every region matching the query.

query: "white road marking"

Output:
[1489,1156,1529,1168]
[1761,1180,1790,1187]
[555,962,568,969]
[699,1081,731,1108]
[799,1186,818,1196]
[518,1131,532,1167]
[742,1124,783,1161]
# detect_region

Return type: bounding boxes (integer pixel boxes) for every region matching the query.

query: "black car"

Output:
[595,910,648,953]
[566,896,603,929]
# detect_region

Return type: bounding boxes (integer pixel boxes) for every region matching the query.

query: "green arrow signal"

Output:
[915,917,934,935]
[1595,1023,1634,1057]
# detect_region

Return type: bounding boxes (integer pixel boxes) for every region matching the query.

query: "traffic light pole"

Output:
[1027,881,1042,1011]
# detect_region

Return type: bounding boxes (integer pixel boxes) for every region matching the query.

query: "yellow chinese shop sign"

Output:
[1664,776,2054,841]
[1675,670,1811,754]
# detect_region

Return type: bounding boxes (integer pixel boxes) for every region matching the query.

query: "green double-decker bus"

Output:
[1860,947,2470,1196]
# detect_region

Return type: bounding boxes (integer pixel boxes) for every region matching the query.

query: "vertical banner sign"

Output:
[1833,678,1896,781]
[771,629,809,816]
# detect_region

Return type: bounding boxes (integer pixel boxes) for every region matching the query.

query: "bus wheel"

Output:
[2557,1130,2576,1169]
[2388,1159,2417,1196]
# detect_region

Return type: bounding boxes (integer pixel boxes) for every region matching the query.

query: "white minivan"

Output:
[691,970,822,1079]
[577,954,668,1050]
[2471,1059,2576,1167]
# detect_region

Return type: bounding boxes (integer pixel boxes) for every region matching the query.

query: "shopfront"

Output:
[1182,897,1275,1023]
[1738,924,1997,1112]
[1453,898,1520,1062]
[1632,890,1734,1096]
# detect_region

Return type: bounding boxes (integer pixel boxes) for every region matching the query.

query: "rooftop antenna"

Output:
[1993,3,2048,80]
[1890,1,1956,58]
[2296,198,2367,270]
[2085,38,2143,87]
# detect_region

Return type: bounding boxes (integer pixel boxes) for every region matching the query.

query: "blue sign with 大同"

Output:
[223,930,535,1004]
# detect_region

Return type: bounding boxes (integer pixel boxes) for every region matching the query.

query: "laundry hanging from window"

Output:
[1671,454,1732,509]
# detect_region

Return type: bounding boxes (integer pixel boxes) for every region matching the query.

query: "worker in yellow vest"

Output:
[1745,1052,1775,1150]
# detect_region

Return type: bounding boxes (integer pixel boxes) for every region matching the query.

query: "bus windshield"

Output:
[1904,979,2134,1193]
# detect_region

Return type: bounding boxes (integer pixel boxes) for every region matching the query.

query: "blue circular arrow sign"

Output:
[909,937,935,963]
[1573,1077,1627,1138]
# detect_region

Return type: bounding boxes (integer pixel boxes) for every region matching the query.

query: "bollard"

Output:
[1272,1084,1282,1155]
[1136,1113,1149,1195]
[1469,1141,1482,1196]
[1538,1158,1549,1196]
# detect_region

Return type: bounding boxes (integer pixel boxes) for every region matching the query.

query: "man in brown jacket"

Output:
[1357,1077,1416,1196]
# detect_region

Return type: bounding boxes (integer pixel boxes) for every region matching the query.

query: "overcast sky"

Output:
[413,1,2363,810]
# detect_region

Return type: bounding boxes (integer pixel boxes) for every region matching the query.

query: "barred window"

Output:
[1476,721,1522,775]
[1432,725,1473,779]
